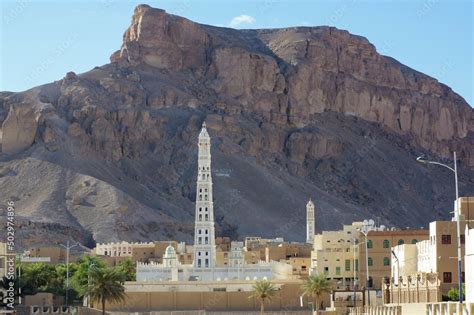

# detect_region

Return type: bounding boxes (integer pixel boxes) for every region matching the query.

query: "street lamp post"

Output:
[60,240,78,306]
[86,261,96,307]
[358,219,376,306]
[416,152,462,304]
[352,237,358,307]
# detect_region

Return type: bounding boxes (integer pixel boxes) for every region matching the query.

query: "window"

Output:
[441,235,451,245]
[368,257,373,266]
[383,257,390,266]
[383,240,390,248]
[199,214,202,221]
[398,239,404,245]
[367,240,373,248]
[345,259,351,271]
[411,239,418,244]
[443,272,452,283]
[324,267,329,275]
[355,259,359,271]
[205,259,209,267]
[461,234,465,244]
[336,267,341,275]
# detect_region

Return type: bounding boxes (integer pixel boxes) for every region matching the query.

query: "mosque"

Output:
[136,122,293,281]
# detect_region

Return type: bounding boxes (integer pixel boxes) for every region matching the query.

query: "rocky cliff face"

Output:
[0,5,472,249]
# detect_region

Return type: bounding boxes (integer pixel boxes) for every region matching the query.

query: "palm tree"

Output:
[249,279,277,315]
[302,274,332,315]
[79,267,126,315]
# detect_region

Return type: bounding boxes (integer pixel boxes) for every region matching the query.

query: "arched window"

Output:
[368,257,373,266]
[383,240,390,248]
[205,214,209,220]
[367,240,373,248]
[398,239,405,245]
[411,239,418,244]
[383,257,390,266]
[198,214,202,221]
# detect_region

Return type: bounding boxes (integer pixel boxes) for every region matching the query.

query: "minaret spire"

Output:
[306,199,315,244]
[193,122,216,268]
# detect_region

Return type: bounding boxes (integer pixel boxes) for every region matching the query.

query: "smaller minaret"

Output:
[306,199,315,244]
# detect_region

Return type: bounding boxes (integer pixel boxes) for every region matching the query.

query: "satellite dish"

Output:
[368,219,375,226]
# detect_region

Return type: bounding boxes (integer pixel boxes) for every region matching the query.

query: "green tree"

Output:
[302,274,332,315]
[117,259,136,281]
[249,279,277,315]
[22,263,55,290]
[71,255,106,292]
[79,267,126,315]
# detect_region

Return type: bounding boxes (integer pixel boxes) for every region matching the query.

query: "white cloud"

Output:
[229,15,256,28]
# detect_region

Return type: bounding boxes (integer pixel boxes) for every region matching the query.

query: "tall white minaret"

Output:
[306,199,315,244]
[193,122,216,269]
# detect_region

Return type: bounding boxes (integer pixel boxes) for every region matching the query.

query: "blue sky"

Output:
[1,0,472,105]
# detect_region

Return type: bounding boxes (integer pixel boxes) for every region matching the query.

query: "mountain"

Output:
[0,4,472,249]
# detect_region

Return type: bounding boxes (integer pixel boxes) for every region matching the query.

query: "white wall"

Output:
[465,227,474,303]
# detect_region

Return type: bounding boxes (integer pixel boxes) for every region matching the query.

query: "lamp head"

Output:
[416,156,427,164]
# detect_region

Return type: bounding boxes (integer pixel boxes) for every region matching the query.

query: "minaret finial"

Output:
[202,121,206,128]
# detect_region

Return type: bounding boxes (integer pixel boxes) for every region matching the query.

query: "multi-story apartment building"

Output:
[413,197,474,293]
[359,228,429,289]
[311,222,363,288]
[389,197,474,302]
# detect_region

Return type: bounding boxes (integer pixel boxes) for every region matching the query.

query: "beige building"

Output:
[311,222,363,289]
[94,241,194,266]
[0,242,7,277]
[359,228,429,289]
[388,197,474,303]
[25,246,67,263]
[414,197,474,294]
